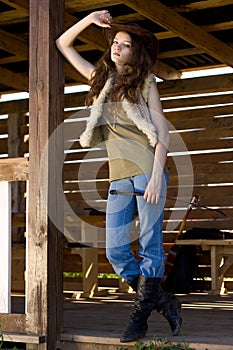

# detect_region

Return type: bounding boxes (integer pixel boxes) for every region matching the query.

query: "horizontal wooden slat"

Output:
[0,157,29,181]
[182,151,233,165]
[166,106,233,128]
[64,179,109,192]
[162,93,233,110]
[64,149,107,162]
[0,313,26,334]
[2,333,44,345]
[158,74,233,97]
[164,218,233,231]
[170,129,233,151]
[167,150,233,167]
[0,119,8,134]
[0,138,28,155]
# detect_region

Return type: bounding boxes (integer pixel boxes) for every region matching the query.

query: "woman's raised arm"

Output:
[56,11,112,81]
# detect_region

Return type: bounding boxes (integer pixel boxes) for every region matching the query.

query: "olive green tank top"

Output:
[100,102,155,182]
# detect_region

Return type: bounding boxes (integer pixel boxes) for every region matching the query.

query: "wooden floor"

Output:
[62,290,233,350]
[12,290,233,349]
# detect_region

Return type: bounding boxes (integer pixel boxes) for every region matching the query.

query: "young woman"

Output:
[56,10,182,343]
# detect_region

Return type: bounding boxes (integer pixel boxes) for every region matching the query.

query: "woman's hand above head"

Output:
[90,10,112,28]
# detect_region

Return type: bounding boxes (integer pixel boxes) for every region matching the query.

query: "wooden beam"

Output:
[173,0,233,12]
[0,99,29,115]
[0,29,28,58]
[0,55,27,65]
[3,333,45,345]
[114,12,145,23]
[0,91,87,115]
[0,9,28,24]
[0,0,29,11]
[159,47,204,59]
[158,73,233,97]
[154,60,181,80]
[0,1,28,25]
[0,313,26,333]
[123,0,233,67]
[0,66,28,91]
[204,21,233,33]
[65,62,88,84]
[27,0,64,348]
[64,0,122,12]
[158,21,233,59]
[0,157,28,182]
[156,20,233,40]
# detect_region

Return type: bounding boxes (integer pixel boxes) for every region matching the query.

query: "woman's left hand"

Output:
[143,174,162,204]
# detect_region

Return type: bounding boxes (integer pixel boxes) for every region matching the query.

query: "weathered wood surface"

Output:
[0,313,26,334]
[60,293,233,349]
[26,0,64,349]
[0,157,28,181]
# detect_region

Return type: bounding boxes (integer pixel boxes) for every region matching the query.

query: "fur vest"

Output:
[79,73,158,148]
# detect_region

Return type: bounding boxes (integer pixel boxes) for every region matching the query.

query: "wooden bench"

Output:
[175,239,233,295]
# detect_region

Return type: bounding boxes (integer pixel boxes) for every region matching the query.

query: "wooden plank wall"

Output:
[0,73,232,238]
[0,73,233,294]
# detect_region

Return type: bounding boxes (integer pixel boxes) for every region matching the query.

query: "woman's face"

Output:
[111,31,133,70]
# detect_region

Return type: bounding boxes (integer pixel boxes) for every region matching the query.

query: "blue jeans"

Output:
[106,172,168,284]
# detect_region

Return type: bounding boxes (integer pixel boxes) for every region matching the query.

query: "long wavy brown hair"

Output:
[85,32,156,106]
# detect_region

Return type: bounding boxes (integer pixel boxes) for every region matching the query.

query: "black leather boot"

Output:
[157,286,182,336]
[120,275,160,343]
[128,275,182,336]
[129,275,139,291]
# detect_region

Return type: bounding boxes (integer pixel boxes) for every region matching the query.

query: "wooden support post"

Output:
[0,182,11,313]
[27,0,64,349]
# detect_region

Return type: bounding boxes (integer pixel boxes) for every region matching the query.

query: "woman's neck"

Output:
[115,63,124,74]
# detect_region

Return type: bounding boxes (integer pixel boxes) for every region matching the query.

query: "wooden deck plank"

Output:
[61,292,233,350]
